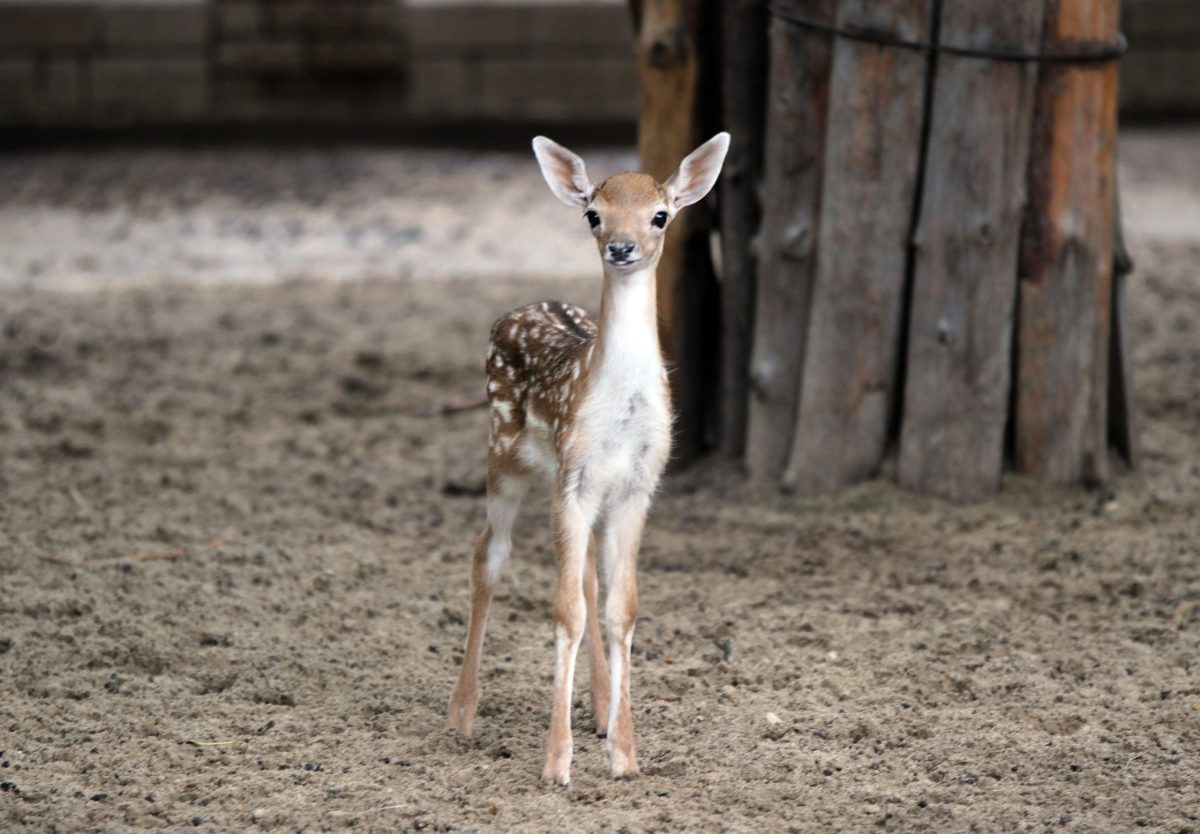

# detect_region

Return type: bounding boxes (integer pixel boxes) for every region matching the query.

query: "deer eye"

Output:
[585,210,600,229]
[651,211,668,228]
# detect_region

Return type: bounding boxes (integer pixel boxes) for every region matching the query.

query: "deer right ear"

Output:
[664,132,731,210]
[532,136,592,209]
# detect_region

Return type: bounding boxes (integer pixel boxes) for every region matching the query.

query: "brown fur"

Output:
[586,173,672,267]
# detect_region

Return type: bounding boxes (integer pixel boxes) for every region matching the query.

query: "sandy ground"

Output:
[0,129,1198,832]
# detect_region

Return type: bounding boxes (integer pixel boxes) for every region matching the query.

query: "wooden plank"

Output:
[744,0,836,480]
[783,0,935,491]
[897,0,1046,501]
[630,0,720,466]
[1015,0,1120,485]
[716,0,767,458]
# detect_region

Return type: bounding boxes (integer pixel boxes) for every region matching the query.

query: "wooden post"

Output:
[783,0,935,491]
[630,0,720,466]
[744,0,835,480]
[716,0,768,458]
[1015,0,1120,485]
[897,0,1046,501]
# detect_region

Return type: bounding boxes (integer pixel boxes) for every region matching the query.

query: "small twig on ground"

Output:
[40,538,228,568]
[327,803,421,818]
[88,537,228,566]
[93,546,188,565]
[1122,751,1147,770]
[186,739,241,747]
[67,486,91,513]
[37,554,77,566]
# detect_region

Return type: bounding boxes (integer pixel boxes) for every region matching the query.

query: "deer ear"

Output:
[532,136,593,209]
[664,132,731,210]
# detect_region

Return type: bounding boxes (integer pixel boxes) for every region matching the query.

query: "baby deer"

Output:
[447,132,730,785]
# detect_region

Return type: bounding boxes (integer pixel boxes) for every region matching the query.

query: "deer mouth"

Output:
[604,255,644,270]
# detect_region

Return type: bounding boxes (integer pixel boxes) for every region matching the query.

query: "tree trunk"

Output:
[897,0,1046,501]
[716,0,768,458]
[630,0,720,466]
[1015,0,1120,485]
[744,0,836,480]
[784,0,935,491]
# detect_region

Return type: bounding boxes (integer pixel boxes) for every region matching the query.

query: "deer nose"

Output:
[606,241,636,261]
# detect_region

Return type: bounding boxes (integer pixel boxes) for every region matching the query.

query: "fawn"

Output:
[446,132,730,785]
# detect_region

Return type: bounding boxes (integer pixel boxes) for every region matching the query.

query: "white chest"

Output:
[573,349,671,505]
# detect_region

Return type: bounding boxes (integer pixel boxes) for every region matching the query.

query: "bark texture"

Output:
[1015,0,1120,485]
[898,0,1046,501]
[744,0,836,480]
[784,0,935,491]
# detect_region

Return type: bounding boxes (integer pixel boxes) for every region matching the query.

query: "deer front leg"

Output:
[543,496,592,786]
[584,534,611,737]
[599,497,647,779]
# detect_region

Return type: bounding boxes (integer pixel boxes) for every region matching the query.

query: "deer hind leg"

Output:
[584,533,611,737]
[599,496,647,779]
[447,473,527,735]
[542,495,593,786]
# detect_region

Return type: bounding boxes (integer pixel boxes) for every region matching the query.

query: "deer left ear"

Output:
[664,132,731,210]
[532,136,593,209]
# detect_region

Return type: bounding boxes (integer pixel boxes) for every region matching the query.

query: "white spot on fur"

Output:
[518,433,556,476]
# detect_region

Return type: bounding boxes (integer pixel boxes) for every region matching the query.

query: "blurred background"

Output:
[0,0,640,130]
[0,0,1194,133]
[0,0,1193,292]
[0,0,646,293]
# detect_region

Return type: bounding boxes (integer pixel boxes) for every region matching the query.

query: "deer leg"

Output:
[448,475,526,735]
[584,533,611,737]
[599,497,647,779]
[542,495,592,786]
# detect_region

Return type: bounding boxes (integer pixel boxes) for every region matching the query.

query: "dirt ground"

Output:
[1,130,1198,833]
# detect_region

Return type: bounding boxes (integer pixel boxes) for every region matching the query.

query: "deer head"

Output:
[532,133,731,273]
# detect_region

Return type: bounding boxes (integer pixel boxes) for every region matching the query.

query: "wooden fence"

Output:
[633,0,1134,500]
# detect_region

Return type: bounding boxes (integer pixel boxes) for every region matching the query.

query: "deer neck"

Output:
[589,263,663,394]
